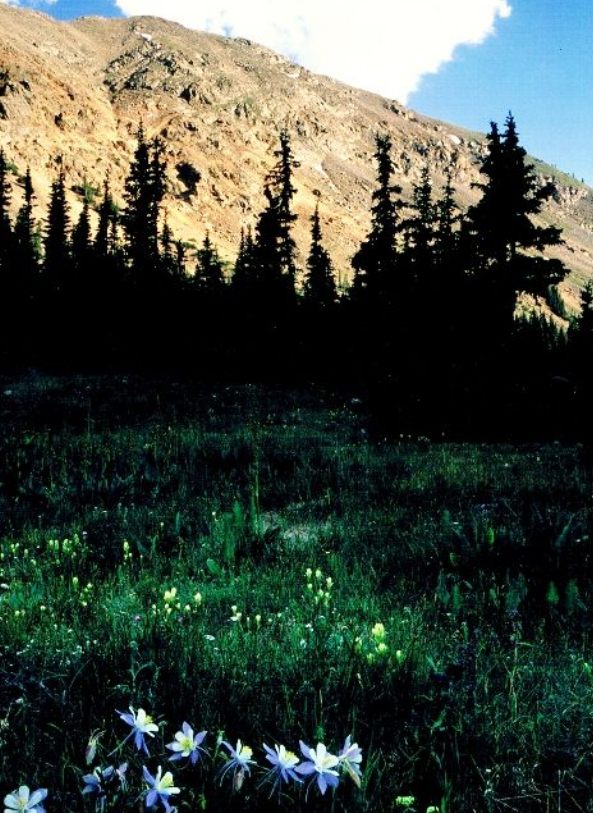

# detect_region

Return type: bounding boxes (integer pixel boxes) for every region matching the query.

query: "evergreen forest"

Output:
[1,115,591,440]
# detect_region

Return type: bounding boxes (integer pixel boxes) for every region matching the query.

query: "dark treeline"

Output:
[0,114,592,439]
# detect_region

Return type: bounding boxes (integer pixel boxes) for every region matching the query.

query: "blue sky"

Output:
[9,0,593,185]
[410,0,593,185]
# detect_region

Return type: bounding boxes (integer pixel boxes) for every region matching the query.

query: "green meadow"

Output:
[0,376,592,812]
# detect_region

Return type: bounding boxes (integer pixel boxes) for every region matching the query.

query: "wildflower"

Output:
[261,743,301,793]
[3,786,48,812]
[117,706,159,755]
[114,763,128,790]
[295,741,340,795]
[338,735,363,787]
[142,766,180,812]
[82,766,113,795]
[166,723,207,765]
[85,729,104,765]
[371,623,385,640]
[219,739,256,790]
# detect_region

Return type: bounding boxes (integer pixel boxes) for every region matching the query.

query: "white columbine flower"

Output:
[4,786,48,813]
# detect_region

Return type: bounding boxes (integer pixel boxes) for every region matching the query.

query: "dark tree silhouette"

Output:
[122,126,166,279]
[72,199,92,271]
[44,164,71,293]
[351,133,403,306]
[267,128,299,285]
[303,203,337,310]
[0,148,12,276]
[95,179,119,259]
[14,168,40,274]
[248,130,300,308]
[402,163,437,279]
[194,232,225,296]
[467,113,566,331]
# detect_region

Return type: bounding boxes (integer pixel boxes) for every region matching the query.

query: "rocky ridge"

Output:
[0,4,592,309]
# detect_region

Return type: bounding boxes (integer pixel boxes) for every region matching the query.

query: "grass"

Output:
[0,375,592,811]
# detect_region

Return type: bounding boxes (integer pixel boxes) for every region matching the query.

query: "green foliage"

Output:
[0,380,592,810]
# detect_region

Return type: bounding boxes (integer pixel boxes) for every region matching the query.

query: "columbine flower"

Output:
[295,741,340,795]
[166,723,207,765]
[261,743,301,793]
[117,706,159,755]
[113,763,128,790]
[338,735,363,788]
[142,766,180,812]
[85,729,104,765]
[3,786,48,813]
[82,766,113,796]
[219,739,256,791]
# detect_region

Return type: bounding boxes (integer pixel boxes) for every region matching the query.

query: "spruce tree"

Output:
[268,129,299,283]
[351,134,403,305]
[194,232,225,295]
[14,168,39,271]
[231,226,257,300]
[44,164,71,293]
[402,164,436,279]
[0,149,12,276]
[72,198,92,273]
[251,130,299,309]
[468,113,566,328]
[122,126,166,278]
[95,179,118,259]
[435,168,459,269]
[303,203,337,309]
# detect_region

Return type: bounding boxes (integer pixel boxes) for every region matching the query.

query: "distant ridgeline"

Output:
[0,114,591,439]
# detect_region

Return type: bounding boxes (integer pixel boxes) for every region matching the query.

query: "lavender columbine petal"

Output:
[299,740,311,759]
[295,762,316,776]
[28,790,48,806]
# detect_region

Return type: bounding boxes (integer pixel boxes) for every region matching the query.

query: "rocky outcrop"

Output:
[0,2,591,294]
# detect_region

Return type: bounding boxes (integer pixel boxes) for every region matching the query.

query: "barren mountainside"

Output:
[1,3,592,307]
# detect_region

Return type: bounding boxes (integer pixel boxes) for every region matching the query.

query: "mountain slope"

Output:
[1,4,592,308]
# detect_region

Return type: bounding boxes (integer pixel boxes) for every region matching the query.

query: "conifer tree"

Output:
[14,168,39,274]
[251,130,299,308]
[231,226,257,299]
[194,232,225,295]
[402,164,436,278]
[435,168,459,268]
[467,113,566,328]
[267,129,299,283]
[44,164,71,292]
[159,217,177,277]
[351,134,403,305]
[175,239,186,278]
[122,126,166,278]
[95,179,118,259]
[0,149,12,275]
[72,199,92,272]
[303,203,337,309]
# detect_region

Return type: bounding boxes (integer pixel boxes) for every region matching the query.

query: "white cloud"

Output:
[115,0,511,103]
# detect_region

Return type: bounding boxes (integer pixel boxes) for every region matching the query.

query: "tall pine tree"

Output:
[351,134,403,306]
[303,203,337,310]
[467,113,566,330]
[44,164,71,294]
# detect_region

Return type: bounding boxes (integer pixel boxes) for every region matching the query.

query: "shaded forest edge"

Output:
[1,113,593,440]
